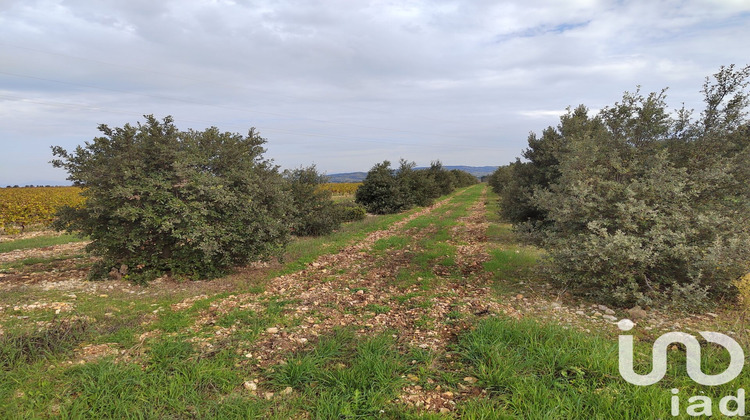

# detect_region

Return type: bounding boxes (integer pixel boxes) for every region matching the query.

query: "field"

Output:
[0,185,747,418]
[0,187,84,234]
[319,182,361,196]
[0,185,357,235]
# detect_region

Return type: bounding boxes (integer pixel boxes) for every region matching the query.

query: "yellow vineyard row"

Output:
[0,184,358,233]
[0,187,85,232]
[318,183,362,195]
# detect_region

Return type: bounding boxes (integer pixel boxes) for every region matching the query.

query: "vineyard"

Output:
[318,182,361,195]
[0,187,84,234]
[0,185,357,235]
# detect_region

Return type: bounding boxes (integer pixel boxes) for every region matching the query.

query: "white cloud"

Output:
[1,0,749,184]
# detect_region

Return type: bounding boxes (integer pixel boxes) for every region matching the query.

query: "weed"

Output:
[269,331,410,418]
[365,303,391,314]
[0,317,89,369]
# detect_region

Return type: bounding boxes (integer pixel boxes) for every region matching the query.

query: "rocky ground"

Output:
[1,185,748,415]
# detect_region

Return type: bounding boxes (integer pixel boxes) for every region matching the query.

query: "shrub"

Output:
[355,161,408,214]
[51,115,293,282]
[395,159,437,208]
[450,169,479,188]
[425,161,454,196]
[528,66,750,308]
[333,202,367,222]
[355,159,476,215]
[497,105,601,225]
[284,165,341,236]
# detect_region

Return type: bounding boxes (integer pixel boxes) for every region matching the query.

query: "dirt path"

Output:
[166,185,515,411]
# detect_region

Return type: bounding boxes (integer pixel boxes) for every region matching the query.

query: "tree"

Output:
[426,161,454,196]
[283,165,341,236]
[497,105,605,226]
[395,159,437,208]
[355,161,407,214]
[530,68,750,308]
[51,115,293,282]
[450,169,479,188]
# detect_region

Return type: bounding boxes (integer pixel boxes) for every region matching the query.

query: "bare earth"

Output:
[1,186,747,414]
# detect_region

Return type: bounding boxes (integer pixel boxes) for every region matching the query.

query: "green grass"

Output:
[4,184,744,419]
[483,248,538,293]
[153,309,194,333]
[0,234,86,253]
[268,329,413,418]
[268,209,420,280]
[372,235,411,253]
[365,303,391,314]
[481,187,543,295]
[454,316,749,419]
[0,317,90,370]
[0,254,87,273]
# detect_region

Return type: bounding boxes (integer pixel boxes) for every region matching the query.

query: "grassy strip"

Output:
[0,335,267,418]
[267,193,459,280]
[454,316,748,419]
[482,188,543,295]
[0,317,90,370]
[0,254,88,273]
[267,329,414,418]
[0,234,86,254]
[398,185,484,289]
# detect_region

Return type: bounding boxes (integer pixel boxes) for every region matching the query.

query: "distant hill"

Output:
[325,172,369,183]
[326,166,498,183]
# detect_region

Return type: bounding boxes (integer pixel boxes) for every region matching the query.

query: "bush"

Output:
[497,106,600,225]
[524,66,750,308]
[333,202,367,222]
[395,159,437,208]
[450,169,479,188]
[355,161,408,214]
[283,166,341,236]
[425,161,455,196]
[51,115,293,282]
[355,159,477,215]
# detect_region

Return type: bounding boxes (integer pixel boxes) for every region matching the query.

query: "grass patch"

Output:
[60,337,250,418]
[0,317,89,369]
[372,235,411,253]
[455,316,749,419]
[365,303,391,314]
[0,234,86,253]
[0,333,265,418]
[268,330,412,418]
[0,254,86,273]
[484,248,538,285]
[153,309,194,333]
[268,209,419,280]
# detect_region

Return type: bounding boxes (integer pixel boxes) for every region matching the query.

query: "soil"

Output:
[1,186,748,414]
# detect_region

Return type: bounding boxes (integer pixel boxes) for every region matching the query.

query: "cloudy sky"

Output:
[1,0,749,185]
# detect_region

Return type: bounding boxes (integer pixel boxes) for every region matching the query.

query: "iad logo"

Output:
[617,319,746,417]
[618,319,744,386]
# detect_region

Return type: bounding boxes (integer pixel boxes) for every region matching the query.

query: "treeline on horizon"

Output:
[486,64,750,310]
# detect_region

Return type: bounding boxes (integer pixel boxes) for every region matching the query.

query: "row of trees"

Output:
[489,65,750,309]
[355,160,478,214]
[51,116,363,283]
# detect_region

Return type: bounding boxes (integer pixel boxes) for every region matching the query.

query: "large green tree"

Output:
[52,115,292,282]
[528,66,750,308]
[283,165,341,236]
[497,105,605,227]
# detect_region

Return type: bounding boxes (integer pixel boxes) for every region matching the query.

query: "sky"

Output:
[1,0,749,186]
